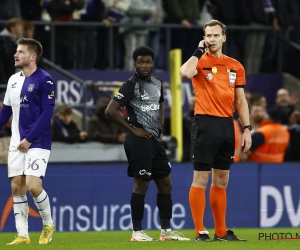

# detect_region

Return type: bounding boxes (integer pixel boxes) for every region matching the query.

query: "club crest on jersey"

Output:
[206,73,213,80]
[229,72,236,85]
[27,84,34,92]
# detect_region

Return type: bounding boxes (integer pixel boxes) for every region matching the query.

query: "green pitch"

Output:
[1,228,300,250]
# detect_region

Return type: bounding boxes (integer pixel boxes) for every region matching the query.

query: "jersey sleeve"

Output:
[112,80,135,107]
[235,61,246,87]
[40,75,56,107]
[25,75,55,143]
[159,84,164,103]
[196,59,203,75]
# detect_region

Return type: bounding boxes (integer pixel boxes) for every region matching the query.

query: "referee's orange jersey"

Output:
[192,54,246,117]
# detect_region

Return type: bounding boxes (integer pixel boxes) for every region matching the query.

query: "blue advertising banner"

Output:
[259,163,300,228]
[2,162,299,232]
[1,162,261,232]
[47,70,282,116]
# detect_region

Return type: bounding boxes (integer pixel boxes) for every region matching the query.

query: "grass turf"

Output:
[1,228,300,249]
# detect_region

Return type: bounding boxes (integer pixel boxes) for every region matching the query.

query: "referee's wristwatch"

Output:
[243,125,252,131]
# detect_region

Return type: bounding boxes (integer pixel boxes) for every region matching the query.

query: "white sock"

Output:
[33,190,53,226]
[161,228,172,233]
[13,195,29,238]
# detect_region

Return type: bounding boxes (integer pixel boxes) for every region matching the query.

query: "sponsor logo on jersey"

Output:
[141,104,159,112]
[12,95,29,107]
[27,84,34,92]
[20,95,28,102]
[12,83,17,88]
[115,92,124,99]
[48,91,54,99]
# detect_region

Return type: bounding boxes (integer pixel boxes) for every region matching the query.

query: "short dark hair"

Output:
[203,19,226,35]
[132,46,154,62]
[17,38,43,64]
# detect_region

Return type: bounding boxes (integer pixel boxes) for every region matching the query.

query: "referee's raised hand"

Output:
[198,40,209,53]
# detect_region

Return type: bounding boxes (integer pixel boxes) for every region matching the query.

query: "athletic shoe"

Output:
[214,230,247,241]
[6,236,31,245]
[160,230,190,241]
[195,231,213,242]
[131,230,157,241]
[39,224,55,244]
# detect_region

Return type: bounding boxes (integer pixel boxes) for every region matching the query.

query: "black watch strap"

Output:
[243,125,252,131]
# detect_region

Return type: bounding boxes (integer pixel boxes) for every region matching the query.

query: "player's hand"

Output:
[102,19,111,28]
[131,126,152,139]
[289,92,299,106]
[79,131,88,140]
[241,130,252,152]
[17,138,32,153]
[157,133,163,142]
[118,132,126,142]
[181,19,192,28]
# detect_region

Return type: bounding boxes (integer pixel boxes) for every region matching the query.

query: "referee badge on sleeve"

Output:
[229,72,236,85]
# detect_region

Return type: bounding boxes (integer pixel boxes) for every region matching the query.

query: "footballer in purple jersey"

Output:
[4,68,55,150]
[0,38,55,245]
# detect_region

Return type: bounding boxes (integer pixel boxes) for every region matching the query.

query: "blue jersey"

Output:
[3,68,55,150]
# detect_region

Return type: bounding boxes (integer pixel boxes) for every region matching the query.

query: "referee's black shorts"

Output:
[191,115,234,171]
[124,132,171,180]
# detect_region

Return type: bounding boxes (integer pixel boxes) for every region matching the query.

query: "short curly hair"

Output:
[132,46,154,62]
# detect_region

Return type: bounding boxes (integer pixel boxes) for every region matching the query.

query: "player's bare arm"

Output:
[180,40,208,79]
[105,100,152,139]
[235,88,252,152]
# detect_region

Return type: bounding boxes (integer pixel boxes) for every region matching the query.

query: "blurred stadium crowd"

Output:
[1,0,300,72]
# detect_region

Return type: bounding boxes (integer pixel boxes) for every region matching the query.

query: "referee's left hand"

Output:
[241,130,252,152]
[17,138,32,153]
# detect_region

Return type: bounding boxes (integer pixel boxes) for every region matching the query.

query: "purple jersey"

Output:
[3,68,55,150]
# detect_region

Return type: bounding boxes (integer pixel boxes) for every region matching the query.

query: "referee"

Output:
[180,19,252,242]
